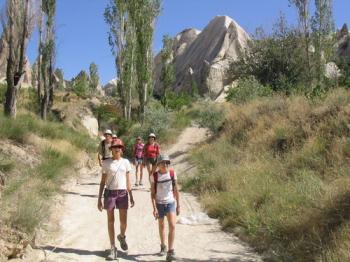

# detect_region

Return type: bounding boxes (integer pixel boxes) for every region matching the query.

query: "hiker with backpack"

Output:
[97,138,135,260]
[133,136,145,186]
[150,155,180,262]
[143,133,160,180]
[98,129,113,167]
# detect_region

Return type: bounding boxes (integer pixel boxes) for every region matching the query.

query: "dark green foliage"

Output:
[228,18,308,93]
[71,70,90,97]
[196,104,224,134]
[225,77,273,104]
[89,62,100,90]
[166,91,193,111]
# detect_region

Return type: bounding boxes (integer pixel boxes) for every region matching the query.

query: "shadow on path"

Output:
[40,245,106,258]
[63,191,99,198]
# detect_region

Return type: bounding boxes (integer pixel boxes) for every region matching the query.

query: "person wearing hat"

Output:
[97,138,135,260]
[150,155,180,262]
[143,133,160,180]
[133,136,145,186]
[97,129,113,167]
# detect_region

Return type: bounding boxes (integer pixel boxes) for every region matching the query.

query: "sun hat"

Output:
[112,134,118,139]
[110,138,124,149]
[157,155,171,165]
[136,136,142,140]
[148,133,156,138]
[104,129,113,136]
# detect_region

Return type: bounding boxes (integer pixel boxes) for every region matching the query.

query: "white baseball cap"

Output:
[104,129,113,135]
[148,133,156,138]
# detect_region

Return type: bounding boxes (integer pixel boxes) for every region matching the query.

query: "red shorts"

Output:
[104,189,128,210]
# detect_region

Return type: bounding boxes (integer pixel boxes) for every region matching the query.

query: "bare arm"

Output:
[174,180,180,216]
[126,171,134,207]
[97,173,106,211]
[150,182,158,218]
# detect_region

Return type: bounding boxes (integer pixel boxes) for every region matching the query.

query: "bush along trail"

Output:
[18,125,262,262]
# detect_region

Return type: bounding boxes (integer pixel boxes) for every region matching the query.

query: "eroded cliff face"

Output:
[154,16,250,99]
[336,23,350,64]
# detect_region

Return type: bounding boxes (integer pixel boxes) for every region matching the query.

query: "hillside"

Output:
[183,88,350,261]
[0,110,97,260]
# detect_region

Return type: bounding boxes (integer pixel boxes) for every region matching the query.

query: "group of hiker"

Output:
[97,129,180,261]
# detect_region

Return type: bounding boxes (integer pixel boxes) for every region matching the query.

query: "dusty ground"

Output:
[19,126,262,262]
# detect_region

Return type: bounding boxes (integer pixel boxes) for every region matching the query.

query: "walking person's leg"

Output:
[139,162,144,185]
[156,203,167,255]
[117,209,129,251]
[107,210,116,248]
[135,162,140,186]
[165,203,177,261]
[158,218,166,247]
[166,211,176,251]
[107,209,118,260]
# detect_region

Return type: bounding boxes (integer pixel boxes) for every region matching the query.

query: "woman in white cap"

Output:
[143,133,160,179]
[150,155,180,262]
[97,129,113,167]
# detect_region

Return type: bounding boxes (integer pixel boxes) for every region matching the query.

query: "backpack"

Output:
[153,169,175,195]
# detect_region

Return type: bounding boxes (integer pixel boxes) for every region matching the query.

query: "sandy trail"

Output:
[26,126,262,262]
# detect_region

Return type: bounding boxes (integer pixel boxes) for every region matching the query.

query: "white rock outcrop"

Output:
[154,16,250,99]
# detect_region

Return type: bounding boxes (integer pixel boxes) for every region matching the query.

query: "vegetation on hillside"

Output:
[0,110,96,239]
[183,89,350,261]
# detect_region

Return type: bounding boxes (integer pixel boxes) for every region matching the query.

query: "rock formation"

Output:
[154,16,250,99]
[336,23,350,63]
[0,33,32,87]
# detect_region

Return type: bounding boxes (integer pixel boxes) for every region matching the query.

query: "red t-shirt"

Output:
[144,143,160,158]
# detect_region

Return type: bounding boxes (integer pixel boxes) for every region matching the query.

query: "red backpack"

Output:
[153,169,175,195]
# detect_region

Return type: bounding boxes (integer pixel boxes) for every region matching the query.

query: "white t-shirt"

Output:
[102,158,131,190]
[150,170,177,204]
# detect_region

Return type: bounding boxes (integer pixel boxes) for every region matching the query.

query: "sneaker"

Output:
[117,234,128,251]
[106,247,117,260]
[160,244,167,256]
[134,183,139,187]
[139,181,143,186]
[166,249,176,261]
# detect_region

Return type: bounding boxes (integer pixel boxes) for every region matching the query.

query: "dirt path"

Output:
[23,126,262,262]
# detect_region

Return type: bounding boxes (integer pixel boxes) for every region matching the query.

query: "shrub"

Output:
[225,77,273,104]
[166,91,193,111]
[195,103,224,134]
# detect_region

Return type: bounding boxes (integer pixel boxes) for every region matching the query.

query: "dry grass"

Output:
[182,88,350,261]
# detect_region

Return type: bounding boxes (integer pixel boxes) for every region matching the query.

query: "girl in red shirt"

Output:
[143,133,160,180]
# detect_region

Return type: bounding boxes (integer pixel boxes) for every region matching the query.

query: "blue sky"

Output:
[0,0,349,84]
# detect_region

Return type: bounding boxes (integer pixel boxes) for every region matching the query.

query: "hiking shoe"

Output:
[106,247,117,260]
[117,234,128,251]
[166,249,176,261]
[160,244,167,256]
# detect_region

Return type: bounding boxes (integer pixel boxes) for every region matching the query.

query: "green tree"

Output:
[39,0,56,120]
[89,62,100,90]
[2,0,35,118]
[105,0,136,120]
[159,34,175,108]
[289,0,312,84]
[228,15,307,93]
[71,70,89,97]
[311,0,335,86]
[130,0,160,120]
[54,68,65,89]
